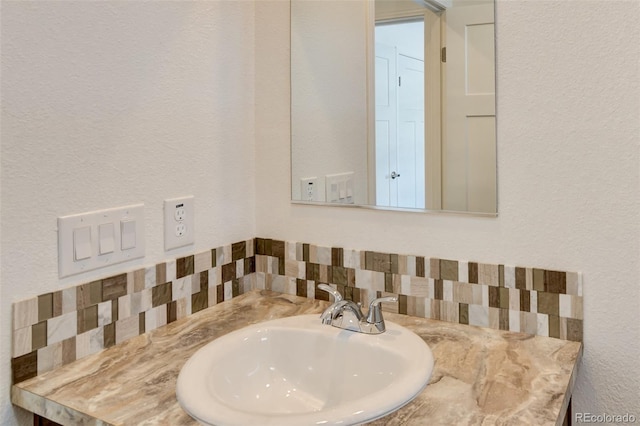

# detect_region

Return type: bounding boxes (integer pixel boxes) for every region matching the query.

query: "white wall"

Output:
[256,0,640,419]
[0,1,256,424]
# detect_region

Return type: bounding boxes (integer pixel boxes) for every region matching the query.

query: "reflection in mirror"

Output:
[375,18,425,209]
[291,0,496,214]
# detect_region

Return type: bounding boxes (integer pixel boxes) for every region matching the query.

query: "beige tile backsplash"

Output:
[11,237,583,385]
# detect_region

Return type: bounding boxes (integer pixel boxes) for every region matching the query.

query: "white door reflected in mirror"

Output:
[291,0,496,215]
[375,19,425,209]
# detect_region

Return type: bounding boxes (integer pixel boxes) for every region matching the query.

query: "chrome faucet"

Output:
[317,284,397,334]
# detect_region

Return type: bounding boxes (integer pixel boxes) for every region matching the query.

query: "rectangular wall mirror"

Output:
[291,0,497,215]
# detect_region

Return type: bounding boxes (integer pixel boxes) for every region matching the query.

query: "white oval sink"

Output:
[176,314,434,426]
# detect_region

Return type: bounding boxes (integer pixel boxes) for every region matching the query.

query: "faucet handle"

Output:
[317,284,343,303]
[366,296,398,324]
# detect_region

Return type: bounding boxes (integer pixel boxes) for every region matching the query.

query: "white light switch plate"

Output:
[325,172,355,204]
[164,196,195,251]
[58,204,145,278]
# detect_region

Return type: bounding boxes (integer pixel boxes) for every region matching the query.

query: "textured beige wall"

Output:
[0,2,256,424]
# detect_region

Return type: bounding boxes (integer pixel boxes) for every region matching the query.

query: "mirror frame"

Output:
[290,0,498,217]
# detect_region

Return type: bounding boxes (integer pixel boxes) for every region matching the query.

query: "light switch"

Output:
[58,204,145,278]
[98,223,115,255]
[330,183,339,202]
[73,226,92,261]
[120,220,136,250]
[346,178,354,198]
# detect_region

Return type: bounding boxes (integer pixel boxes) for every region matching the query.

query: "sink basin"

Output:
[176,314,434,426]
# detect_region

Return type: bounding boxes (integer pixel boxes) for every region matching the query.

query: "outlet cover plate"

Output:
[300,177,319,201]
[164,196,195,251]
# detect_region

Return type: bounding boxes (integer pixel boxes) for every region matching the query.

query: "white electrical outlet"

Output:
[174,206,186,221]
[164,196,195,250]
[300,177,319,201]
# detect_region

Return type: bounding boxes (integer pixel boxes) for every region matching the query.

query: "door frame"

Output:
[368,5,442,209]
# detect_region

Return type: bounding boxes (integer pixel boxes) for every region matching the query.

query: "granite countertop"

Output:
[12,290,582,426]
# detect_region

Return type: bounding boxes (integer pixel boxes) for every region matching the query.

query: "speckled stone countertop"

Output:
[11,290,582,426]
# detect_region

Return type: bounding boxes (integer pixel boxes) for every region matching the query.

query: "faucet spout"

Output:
[331,300,364,320]
[317,285,397,335]
[327,300,365,332]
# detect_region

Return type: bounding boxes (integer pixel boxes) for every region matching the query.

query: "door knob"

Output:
[391,171,401,179]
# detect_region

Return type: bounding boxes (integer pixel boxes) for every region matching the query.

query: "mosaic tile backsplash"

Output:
[12,237,583,384]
